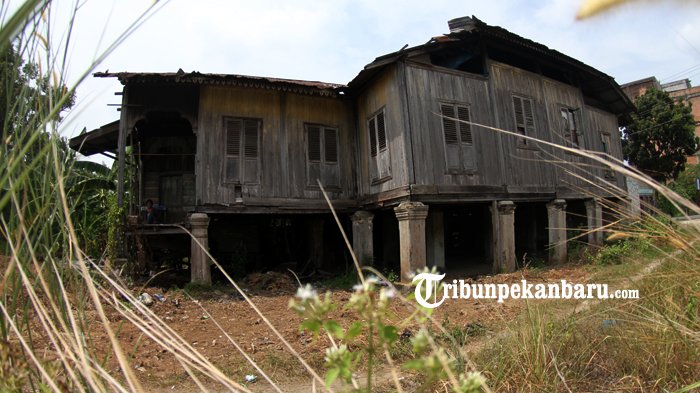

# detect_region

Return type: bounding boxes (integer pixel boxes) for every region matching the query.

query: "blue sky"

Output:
[49,0,700,160]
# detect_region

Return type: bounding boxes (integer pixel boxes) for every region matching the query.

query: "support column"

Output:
[491,201,516,273]
[546,199,567,264]
[394,202,429,282]
[351,211,374,266]
[426,209,445,271]
[308,218,325,269]
[585,198,604,246]
[190,213,211,285]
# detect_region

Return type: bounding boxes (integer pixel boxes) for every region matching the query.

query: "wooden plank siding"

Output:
[119,59,626,215]
[364,60,626,203]
[488,62,558,193]
[403,61,504,190]
[355,65,412,199]
[196,85,356,207]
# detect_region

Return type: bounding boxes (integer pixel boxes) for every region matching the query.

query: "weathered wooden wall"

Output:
[390,60,626,201]
[355,65,412,199]
[196,85,356,209]
[404,61,505,190]
[488,62,560,193]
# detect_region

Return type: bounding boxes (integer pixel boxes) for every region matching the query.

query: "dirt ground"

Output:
[74,265,588,392]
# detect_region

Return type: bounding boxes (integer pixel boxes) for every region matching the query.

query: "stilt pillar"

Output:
[394,202,429,282]
[308,218,325,269]
[351,211,374,266]
[546,199,567,264]
[190,213,211,285]
[585,198,604,246]
[491,201,516,273]
[426,209,445,271]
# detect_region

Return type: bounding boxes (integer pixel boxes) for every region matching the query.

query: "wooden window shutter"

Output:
[513,96,525,135]
[324,128,337,163]
[457,106,472,144]
[523,99,535,136]
[441,104,458,144]
[226,119,242,156]
[243,119,259,184]
[307,125,321,161]
[376,111,387,151]
[441,104,460,170]
[243,120,259,159]
[225,119,243,182]
[369,118,377,157]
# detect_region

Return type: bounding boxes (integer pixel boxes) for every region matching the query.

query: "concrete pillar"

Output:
[426,209,445,271]
[308,218,325,269]
[394,202,429,282]
[351,211,374,266]
[491,201,516,273]
[546,199,567,264]
[190,213,211,285]
[585,198,604,246]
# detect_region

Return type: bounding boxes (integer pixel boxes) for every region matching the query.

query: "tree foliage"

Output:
[657,163,700,216]
[622,88,697,181]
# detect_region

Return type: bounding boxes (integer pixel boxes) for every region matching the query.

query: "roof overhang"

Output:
[69,120,121,156]
[94,70,348,98]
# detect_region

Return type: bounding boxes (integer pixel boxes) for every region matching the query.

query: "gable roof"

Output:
[349,16,634,115]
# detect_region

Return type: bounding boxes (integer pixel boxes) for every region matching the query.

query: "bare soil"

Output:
[27,265,593,391]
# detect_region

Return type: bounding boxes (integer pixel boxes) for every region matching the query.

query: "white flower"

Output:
[244,374,257,382]
[325,344,349,363]
[460,371,486,391]
[365,275,381,285]
[295,284,317,301]
[352,283,364,292]
[380,287,396,301]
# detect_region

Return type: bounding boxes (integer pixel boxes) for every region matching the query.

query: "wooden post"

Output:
[190,213,211,285]
[546,199,567,264]
[351,211,374,266]
[308,217,324,269]
[491,201,516,273]
[394,202,429,282]
[426,209,445,271]
[585,198,604,246]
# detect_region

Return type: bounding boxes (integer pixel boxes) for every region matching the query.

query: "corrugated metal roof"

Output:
[94,70,347,97]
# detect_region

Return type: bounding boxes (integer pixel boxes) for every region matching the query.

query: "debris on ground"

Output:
[241,271,297,294]
[138,293,154,306]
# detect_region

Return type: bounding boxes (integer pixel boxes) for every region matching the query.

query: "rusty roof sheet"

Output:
[94,70,347,97]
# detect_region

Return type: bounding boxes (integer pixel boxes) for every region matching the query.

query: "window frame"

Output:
[367,107,392,183]
[304,123,340,188]
[600,131,616,179]
[560,107,582,149]
[511,94,536,148]
[439,100,476,173]
[223,116,261,185]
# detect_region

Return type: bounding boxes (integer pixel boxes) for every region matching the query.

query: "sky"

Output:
[41,0,700,163]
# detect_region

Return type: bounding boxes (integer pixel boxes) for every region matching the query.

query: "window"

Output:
[600,132,615,178]
[561,108,581,148]
[440,102,476,171]
[225,117,260,184]
[306,124,339,187]
[512,95,535,146]
[367,109,391,182]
